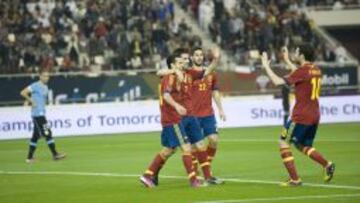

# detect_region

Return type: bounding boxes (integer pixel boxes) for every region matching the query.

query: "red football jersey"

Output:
[284,63,322,125]
[186,69,205,80]
[159,74,182,126]
[179,72,194,116]
[191,72,219,117]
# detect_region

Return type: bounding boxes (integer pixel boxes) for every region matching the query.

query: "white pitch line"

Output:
[195,193,360,203]
[220,139,360,142]
[0,170,360,191]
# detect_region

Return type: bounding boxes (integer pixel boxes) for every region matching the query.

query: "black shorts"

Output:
[282,119,318,147]
[32,116,51,138]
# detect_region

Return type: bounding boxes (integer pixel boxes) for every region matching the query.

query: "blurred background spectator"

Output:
[0,0,201,74]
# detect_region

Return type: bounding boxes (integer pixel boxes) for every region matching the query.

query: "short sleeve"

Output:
[162,75,175,94]
[28,83,36,93]
[284,68,308,85]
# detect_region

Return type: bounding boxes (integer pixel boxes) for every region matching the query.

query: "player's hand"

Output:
[212,47,221,60]
[261,52,271,69]
[219,109,226,121]
[175,104,187,116]
[282,46,289,61]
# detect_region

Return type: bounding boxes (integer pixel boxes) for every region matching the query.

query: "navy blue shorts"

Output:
[282,120,318,147]
[161,123,189,148]
[181,116,204,144]
[197,115,218,137]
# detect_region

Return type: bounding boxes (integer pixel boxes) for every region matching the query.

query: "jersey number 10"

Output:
[311,78,321,100]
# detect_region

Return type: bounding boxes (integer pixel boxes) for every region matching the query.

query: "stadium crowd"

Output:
[179,0,351,65]
[0,0,355,74]
[0,0,202,74]
[306,0,360,9]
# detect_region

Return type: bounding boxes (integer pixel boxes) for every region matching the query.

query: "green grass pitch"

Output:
[0,122,359,203]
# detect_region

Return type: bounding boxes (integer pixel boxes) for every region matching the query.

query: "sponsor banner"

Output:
[0,95,359,140]
[0,75,157,104]
[321,66,358,87]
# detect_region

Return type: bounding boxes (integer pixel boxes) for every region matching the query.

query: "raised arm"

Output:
[157,69,175,76]
[204,47,221,76]
[282,47,297,72]
[157,68,184,82]
[261,52,285,86]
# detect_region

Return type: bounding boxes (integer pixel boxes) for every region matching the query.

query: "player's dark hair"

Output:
[166,51,182,69]
[298,43,315,62]
[173,48,187,56]
[191,47,203,55]
[166,54,176,69]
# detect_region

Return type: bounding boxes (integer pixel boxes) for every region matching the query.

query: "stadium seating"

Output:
[0,0,202,74]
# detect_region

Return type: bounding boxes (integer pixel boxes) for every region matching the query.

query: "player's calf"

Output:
[207,134,218,162]
[279,143,301,182]
[153,148,176,185]
[141,150,172,187]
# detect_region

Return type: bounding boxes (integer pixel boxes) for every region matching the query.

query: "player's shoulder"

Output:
[161,73,176,83]
[29,81,40,88]
[301,63,321,76]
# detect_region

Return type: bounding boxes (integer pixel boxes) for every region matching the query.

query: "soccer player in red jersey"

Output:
[175,49,224,185]
[189,47,226,167]
[155,49,224,185]
[140,54,203,188]
[261,44,335,186]
[157,48,225,178]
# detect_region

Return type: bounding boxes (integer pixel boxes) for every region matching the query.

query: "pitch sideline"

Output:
[0,170,360,191]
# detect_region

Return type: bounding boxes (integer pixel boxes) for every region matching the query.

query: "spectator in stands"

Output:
[198,0,214,30]
[0,0,198,74]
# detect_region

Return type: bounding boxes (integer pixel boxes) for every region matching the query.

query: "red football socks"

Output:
[182,154,197,182]
[302,147,329,168]
[280,147,300,181]
[144,153,166,178]
[207,146,217,162]
[196,150,212,180]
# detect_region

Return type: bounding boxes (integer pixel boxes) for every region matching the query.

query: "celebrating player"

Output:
[188,47,225,169]
[158,47,225,168]
[20,70,66,163]
[140,54,203,188]
[261,44,335,186]
[175,50,224,185]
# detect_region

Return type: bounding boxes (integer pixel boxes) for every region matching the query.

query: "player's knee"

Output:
[195,141,207,152]
[181,143,192,154]
[30,137,38,143]
[279,140,289,148]
[161,148,176,158]
[294,144,304,152]
[208,134,218,147]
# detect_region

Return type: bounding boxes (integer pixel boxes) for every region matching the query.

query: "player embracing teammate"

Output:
[140,47,225,188]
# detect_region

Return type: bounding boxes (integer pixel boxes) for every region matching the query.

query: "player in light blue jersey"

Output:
[20,70,66,163]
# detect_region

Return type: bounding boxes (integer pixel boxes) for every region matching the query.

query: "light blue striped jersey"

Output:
[28,81,48,117]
